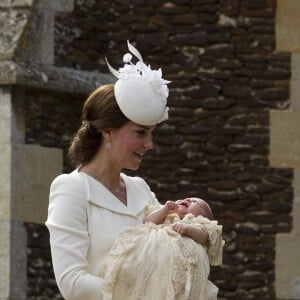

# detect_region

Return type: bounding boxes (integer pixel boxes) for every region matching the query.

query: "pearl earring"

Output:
[106,142,112,149]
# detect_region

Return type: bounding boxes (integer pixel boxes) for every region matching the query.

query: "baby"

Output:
[101,198,224,300]
[145,197,213,245]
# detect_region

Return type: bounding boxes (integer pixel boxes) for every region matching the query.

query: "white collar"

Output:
[76,170,149,217]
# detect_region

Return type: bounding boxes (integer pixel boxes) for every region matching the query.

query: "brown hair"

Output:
[68,84,129,167]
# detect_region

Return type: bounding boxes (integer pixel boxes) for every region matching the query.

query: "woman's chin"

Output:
[124,162,140,171]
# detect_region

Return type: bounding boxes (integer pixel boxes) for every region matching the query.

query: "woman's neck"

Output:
[79,157,127,204]
[80,160,121,188]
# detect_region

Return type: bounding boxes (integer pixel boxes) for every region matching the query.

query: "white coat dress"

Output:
[45,168,159,300]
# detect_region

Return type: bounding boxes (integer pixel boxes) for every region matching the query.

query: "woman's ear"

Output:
[102,129,113,150]
[102,129,112,148]
[102,129,112,140]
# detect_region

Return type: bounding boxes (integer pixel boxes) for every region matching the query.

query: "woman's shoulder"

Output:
[50,169,85,191]
[121,173,149,188]
[122,173,158,204]
[49,169,88,206]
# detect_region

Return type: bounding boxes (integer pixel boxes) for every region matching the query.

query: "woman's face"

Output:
[110,121,155,170]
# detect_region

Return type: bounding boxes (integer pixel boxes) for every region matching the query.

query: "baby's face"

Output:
[174,198,207,218]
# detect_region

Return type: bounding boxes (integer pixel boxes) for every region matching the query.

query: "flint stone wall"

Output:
[25,91,83,300]
[25,0,292,299]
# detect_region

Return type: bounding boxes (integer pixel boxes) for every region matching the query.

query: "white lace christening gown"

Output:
[101,208,224,300]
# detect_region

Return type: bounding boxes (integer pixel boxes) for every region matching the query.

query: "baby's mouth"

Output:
[179,201,189,208]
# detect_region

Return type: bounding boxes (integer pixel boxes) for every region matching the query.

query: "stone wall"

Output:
[273,1,300,298]
[25,91,83,299]
[24,0,292,299]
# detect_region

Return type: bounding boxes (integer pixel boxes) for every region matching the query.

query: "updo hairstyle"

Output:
[68,84,129,167]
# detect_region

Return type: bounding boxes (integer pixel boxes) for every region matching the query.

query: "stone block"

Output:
[0,0,74,63]
[14,144,62,224]
[0,61,114,94]
[0,221,27,300]
[294,170,300,234]
[0,144,11,221]
[0,0,33,7]
[14,1,55,65]
[0,7,31,61]
[276,233,300,299]
[270,110,300,168]
[11,0,33,5]
[51,0,74,12]
[0,221,10,299]
[0,87,12,144]
[276,0,300,52]
[10,220,27,300]
[291,54,300,111]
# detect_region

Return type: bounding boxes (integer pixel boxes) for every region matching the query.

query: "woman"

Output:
[45,41,170,300]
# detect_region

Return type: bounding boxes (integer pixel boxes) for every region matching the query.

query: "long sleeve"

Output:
[205,220,225,266]
[182,214,225,266]
[45,174,103,300]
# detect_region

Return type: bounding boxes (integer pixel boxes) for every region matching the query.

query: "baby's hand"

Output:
[165,201,177,212]
[172,223,189,235]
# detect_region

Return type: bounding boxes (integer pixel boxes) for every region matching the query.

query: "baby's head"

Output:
[174,198,213,220]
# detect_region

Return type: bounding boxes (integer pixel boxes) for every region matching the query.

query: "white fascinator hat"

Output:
[106,41,170,126]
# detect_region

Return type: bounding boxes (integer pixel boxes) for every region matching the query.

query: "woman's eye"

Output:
[136,130,147,136]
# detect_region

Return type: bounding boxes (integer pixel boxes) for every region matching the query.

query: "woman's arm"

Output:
[46,174,103,300]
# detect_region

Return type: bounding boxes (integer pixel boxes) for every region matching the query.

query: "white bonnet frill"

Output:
[106,41,170,126]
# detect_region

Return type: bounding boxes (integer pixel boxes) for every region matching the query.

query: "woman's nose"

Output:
[144,137,154,150]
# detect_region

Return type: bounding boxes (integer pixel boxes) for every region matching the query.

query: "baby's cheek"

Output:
[188,205,202,217]
[176,207,186,218]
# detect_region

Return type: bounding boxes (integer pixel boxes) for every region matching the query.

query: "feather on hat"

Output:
[106,41,170,126]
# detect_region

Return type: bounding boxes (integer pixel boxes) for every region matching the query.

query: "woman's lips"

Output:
[134,152,144,160]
